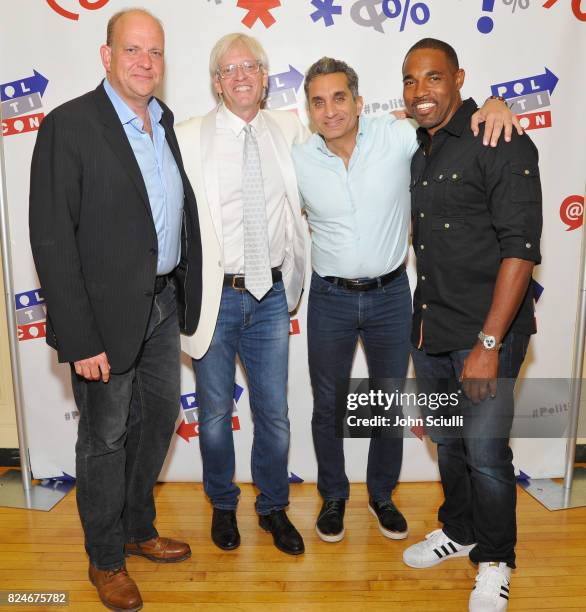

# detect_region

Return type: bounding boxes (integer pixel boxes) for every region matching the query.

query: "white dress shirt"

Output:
[216,104,287,274]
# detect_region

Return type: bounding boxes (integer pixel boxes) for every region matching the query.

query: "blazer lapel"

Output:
[93,83,151,217]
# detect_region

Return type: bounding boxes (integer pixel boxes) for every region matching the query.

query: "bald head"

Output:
[100,8,165,116]
[106,8,164,47]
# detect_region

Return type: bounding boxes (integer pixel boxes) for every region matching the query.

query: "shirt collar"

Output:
[314,114,366,157]
[102,78,162,129]
[217,102,264,137]
[416,97,478,148]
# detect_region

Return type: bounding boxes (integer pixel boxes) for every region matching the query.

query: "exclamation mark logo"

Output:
[477,0,496,33]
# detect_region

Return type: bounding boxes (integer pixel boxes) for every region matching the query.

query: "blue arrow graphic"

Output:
[268,65,304,94]
[288,472,304,484]
[1,70,49,102]
[533,280,544,303]
[491,68,558,100]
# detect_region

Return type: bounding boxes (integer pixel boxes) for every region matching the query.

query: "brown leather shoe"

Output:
[88,564,142,611]
[125,536,191,563]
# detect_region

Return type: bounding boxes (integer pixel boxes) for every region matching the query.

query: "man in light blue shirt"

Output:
[292,57,517,545]
[103,77,183,274]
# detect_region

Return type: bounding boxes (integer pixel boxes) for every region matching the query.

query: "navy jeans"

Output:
[192,280,290,515]
[72,282,180,570]
[308,270,412,502]
[411,332,530,568]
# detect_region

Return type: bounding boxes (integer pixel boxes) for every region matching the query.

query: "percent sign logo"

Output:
[543,0,586,21]
[504,0,530,11]
[351,0,430,34]
[478,0,529,34]
[560,195,584,231]
[47,0,109,20]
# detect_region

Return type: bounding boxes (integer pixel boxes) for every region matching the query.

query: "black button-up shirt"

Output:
[410,98,542,354]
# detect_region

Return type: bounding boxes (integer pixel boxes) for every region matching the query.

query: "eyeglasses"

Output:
[216,60,262,79]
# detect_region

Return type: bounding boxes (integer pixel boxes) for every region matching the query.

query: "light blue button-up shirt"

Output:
[292,114,418,279]
[103,79,183,275]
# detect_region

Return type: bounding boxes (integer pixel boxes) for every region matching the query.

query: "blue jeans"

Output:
[308,270,412,502]
[72,281,180,570]
[192,280,290,515]
[411,332,530,568]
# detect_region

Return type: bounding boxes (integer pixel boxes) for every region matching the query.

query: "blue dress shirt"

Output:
[103,79,183,275]
[292,115,418,279]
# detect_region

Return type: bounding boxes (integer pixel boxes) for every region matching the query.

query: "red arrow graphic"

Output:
[176,420,198,442]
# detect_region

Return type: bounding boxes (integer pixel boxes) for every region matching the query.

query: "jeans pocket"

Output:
[310,272,333,295]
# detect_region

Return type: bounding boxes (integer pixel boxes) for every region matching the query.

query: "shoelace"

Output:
[474,566,509,598]
[321,500,344,518]
[423,528,451,548]
[376,500,399,515]
[106,567,128,578]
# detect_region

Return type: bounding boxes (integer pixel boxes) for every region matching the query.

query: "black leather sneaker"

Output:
[368,498,408,539]
[315,499,346,543]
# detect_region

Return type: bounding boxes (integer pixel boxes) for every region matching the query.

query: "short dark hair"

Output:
[304,57,359,101]
[403,38,459,71]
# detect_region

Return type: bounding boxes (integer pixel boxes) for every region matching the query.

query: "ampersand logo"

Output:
[560,195,584,231]
[47,0,110,21]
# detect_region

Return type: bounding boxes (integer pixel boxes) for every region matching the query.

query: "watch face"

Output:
[484,336,496,349]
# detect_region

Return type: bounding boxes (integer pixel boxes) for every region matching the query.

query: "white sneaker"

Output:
[402,528,476,568]
[469,562,511,611]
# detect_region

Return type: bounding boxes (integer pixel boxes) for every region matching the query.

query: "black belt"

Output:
[154,274,171,294]
[224,267,282,290]
[322,264,405,291]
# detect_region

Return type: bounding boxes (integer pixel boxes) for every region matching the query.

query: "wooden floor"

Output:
[0,476,585,611]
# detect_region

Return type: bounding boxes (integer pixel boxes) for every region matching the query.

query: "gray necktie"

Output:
[242,124,272,300]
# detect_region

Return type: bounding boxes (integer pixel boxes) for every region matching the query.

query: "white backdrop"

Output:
[1,0,585,483]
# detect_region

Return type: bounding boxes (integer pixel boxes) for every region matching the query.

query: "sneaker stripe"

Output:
[433,548,443,559]
[448,542,458,553]
[440,545,450,556]
[501,586,509,593]
[500,593,509,600]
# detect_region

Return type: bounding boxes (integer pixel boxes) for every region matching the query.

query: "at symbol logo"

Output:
[47,0,110,21]
[560,195,584,232]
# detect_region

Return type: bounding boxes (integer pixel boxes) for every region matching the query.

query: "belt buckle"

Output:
[231,275,246,290]
[347,278,368,290]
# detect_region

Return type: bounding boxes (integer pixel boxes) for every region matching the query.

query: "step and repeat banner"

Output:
[1,0,585,482]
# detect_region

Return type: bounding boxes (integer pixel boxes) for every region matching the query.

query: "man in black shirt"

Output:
[401,39,542,612]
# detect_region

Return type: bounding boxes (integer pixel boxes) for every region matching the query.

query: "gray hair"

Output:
[304,57,359,101]
[209,33,269,78]
[106,8,164,46]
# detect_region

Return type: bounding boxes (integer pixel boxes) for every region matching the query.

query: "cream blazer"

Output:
[176,106,309,359]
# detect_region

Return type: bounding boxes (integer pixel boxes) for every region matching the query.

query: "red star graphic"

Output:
[237,0,281,28]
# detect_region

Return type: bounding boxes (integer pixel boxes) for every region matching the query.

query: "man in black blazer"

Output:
[29,9,201,611]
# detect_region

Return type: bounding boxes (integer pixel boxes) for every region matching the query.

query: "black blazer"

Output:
[29,83,202,372]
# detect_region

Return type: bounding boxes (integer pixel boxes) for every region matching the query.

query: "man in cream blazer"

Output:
[176,33,308,556]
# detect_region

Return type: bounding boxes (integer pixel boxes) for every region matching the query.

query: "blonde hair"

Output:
[209,33,269,78]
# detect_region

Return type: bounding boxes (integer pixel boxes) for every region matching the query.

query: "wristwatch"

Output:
[478,331,502,351]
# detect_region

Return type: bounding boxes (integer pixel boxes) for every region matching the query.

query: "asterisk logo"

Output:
[310,0,343,27]
[237,0,281,29]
